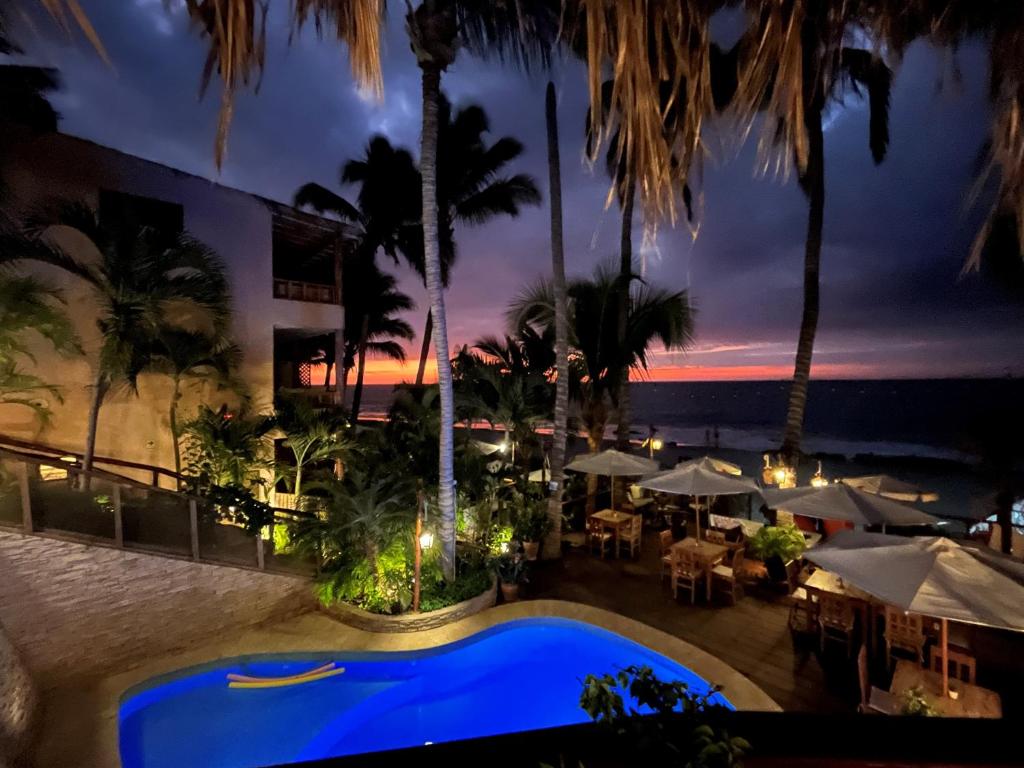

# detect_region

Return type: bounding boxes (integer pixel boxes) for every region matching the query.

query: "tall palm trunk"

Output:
[781,114,825,464]
[544,81,569,559]
[351,315,371,422]
[169,375,183,488]
[334,232,346,407]
[414,309,433,385]
[615,181,635,453]
[81,368,108,486]
[420,63,457,580]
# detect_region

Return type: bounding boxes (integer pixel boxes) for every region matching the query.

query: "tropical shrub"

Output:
[513,499,554,542]
[901,686,938,717]
[181,404,274,494]
[747,524,806,563]
[580,665,749,768]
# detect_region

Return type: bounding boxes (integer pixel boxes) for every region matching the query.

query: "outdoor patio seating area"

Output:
[548,450,1024,720]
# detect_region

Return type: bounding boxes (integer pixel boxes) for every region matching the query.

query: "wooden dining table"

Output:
[803,569,877,652]
[670,538,730,601]
[890,660,1002,718]
[590,509,634,558]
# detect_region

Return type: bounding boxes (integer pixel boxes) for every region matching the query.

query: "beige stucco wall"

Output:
[0,133,341,471]
[0,530,317,688]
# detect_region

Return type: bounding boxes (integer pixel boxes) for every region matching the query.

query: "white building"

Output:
[1,132,345,471]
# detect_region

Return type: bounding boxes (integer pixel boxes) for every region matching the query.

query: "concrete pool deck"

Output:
[37,600,780,766]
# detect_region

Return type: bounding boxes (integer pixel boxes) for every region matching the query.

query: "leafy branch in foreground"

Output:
[579,665,749,768]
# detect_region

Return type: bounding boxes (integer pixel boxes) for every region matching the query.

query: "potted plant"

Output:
[747,524,807,583]
[496,550,527,602]
[513,502,554,561]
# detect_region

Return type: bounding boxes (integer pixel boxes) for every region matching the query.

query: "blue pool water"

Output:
[119,617,733,768]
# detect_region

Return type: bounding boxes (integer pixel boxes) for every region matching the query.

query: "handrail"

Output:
[0,446,316,576]
[272,278,338,304]
[0,433,184,488]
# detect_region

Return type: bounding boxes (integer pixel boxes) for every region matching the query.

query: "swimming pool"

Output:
[119,617,733,768]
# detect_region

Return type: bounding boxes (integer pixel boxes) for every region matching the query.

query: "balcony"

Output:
[273,278,337,305]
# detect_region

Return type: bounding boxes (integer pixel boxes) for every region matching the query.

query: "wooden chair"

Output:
[671,548,706,605]
[587,516,613,559]
[819,594,857,657]
[884,606,925,668]
[618,514,643,559]
[711,547,744,604]
[788,587,819,634]
[930,645,977,685]
[659,530,675,581]
[705,529,726,545]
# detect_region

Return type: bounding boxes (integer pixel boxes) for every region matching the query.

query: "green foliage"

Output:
[181,404,274,493]
[579,665,748,768]
[901,686,938,717]
[513,500,553,542]
[202,483,274,534]
[495,550,527,585]
[419,562,492,612]
[747,524,806,562]
[0,272,81,425]
[274,393,351,497]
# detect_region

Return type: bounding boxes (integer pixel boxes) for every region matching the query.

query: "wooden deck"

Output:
[532,529,870,714]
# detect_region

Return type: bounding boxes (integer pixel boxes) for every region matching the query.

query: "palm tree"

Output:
[274,393,350,499]
[148,329,241,481]
[21,203,229,476]
[0,272,80,425]
[543,81,569,559]
[509,262,694,511]
[187,0,556,580]
[409,94,542,386]
[345,261,416,422]
[181,403,274,492]
[725,7,891,463]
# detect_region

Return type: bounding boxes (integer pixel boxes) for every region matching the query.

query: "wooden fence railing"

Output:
[0,446,316,577]
[272,278,337,304]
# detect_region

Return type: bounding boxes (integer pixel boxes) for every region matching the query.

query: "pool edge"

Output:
[68,601,782,767]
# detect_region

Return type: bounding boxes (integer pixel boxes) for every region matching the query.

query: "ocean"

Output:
[357,378,1024,461]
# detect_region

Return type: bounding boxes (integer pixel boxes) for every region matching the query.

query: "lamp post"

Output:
[810,460,828,488]
[412,487,431,612]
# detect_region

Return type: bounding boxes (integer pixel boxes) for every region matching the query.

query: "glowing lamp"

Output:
[418,531,434,550]
[498,441,509,454]
[59,455,77,464]
[810,460,828,488]
[772,468,788,484]
[651,438,664,452]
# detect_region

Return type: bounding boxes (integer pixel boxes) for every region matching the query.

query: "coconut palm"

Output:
[409,94,542,386]
[509,262,694,511]
[345,261,416,422]
[148,329,242,481]
[187,0,556,579]
[723,5,891,462]
[543,81,569,558]
[20,202,229,476]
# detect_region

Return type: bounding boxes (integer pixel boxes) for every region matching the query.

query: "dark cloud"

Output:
[11,1,1024,378]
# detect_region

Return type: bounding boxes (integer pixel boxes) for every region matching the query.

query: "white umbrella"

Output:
[676,455,743,476]
[565,449,658,512]
[473,440,505,456]
[763,483,938,531]
[841,474,939,503]
[805,530,1024,696]
[639,461,761,541]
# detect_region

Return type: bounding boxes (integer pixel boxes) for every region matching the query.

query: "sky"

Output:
[11,0,1024,384]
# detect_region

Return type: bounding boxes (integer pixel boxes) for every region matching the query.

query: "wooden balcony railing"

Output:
[273,278,338,305]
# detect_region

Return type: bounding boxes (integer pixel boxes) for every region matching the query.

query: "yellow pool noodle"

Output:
[228,667,346,689]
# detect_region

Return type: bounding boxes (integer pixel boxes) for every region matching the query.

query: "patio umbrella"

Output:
[805,530,1024,696]
[676,455,743,476]
[473,439,505,456]
[638,461,761,541]
[840,474,939,503]
[763,483,938,531]
[565,449,658,512]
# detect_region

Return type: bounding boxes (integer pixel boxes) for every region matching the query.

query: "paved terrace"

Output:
[531,529,1024,717]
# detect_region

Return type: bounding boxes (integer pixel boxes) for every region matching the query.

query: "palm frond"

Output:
[294,183,363,223]
[842,48,891,164]
[455,175,541,224]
